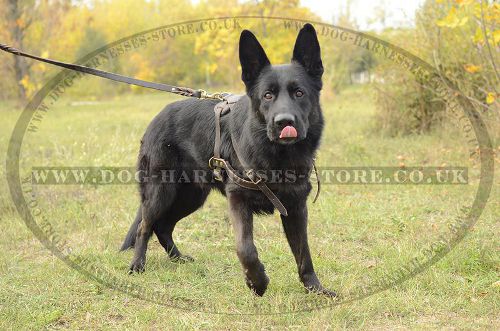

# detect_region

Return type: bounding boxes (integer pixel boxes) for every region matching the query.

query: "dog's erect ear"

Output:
[239,30,270,88]
[292,23,323,79]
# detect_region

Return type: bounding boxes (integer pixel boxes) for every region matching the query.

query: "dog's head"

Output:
[239,23,323,145]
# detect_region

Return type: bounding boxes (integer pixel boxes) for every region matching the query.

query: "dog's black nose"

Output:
[274,113,295,127]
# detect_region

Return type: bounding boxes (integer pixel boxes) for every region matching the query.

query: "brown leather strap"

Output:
[209,157,258,190]
[209,156,288,216]
[245,169,288,216]
[212,103,223,181]
[214,105,222,158]
[0,43,221,99]
[312,160,321,203]
[229,133,289,216]
[213,98,237,156]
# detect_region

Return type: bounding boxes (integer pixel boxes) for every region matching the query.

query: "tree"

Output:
[1,0,74,102]
[4,0,35,101]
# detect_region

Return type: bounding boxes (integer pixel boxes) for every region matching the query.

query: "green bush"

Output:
[374,0,499,136]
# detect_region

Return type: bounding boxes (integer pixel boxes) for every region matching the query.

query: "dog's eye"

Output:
[295,90,304,98]
[263,92,273,100]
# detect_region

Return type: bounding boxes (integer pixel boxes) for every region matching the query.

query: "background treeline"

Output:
[0,0,498,136]
[0,0,360,99]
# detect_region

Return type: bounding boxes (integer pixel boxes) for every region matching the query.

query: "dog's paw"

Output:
[308,286,338,298]
[304,283,338,298]
[170,254,194,263]
[128,258,146,274]
[245,274,269,296]
[244,265,269,296]
[301,273,337,298]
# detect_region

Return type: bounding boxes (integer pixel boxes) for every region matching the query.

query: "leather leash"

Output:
[0,43,223,100]
[0,43,320,214]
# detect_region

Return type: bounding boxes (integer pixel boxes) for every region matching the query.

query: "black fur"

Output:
[122,23,336,297]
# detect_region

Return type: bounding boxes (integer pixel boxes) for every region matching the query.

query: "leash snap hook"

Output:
[199,89,230,101]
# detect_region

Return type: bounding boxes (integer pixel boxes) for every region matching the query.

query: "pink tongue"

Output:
[279,126,298,139]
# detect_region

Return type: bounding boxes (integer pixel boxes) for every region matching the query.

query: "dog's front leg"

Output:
[281,201,337,297]
[228,191,269,296]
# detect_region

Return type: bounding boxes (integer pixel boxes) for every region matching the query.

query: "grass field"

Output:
[0,86,498,329]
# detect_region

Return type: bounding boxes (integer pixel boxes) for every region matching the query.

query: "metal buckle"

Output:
[246,169,262,185]
[208,156,225,169]
[208,157,224,182]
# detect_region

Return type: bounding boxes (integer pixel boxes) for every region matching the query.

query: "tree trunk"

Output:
[8,0,29,102]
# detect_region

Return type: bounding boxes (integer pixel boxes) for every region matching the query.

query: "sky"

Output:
[300,0,425,30]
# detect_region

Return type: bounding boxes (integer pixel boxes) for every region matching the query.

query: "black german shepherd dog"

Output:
[121,23,335,297]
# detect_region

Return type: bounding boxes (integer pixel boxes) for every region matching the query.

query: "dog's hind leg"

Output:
[129,184,176,273]
[120,206,142,251]
[153,184,209,262]
[153,219,194,263]
[128,215,153,273]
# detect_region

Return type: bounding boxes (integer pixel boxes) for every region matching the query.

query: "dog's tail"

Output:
[120,206,142,251]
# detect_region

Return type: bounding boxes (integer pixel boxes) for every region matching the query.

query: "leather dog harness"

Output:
[209,94,288,216]
[208,94,321,217]
[0,43,320,216]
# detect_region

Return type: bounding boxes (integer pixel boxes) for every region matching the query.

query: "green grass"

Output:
[0,86,498,329]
